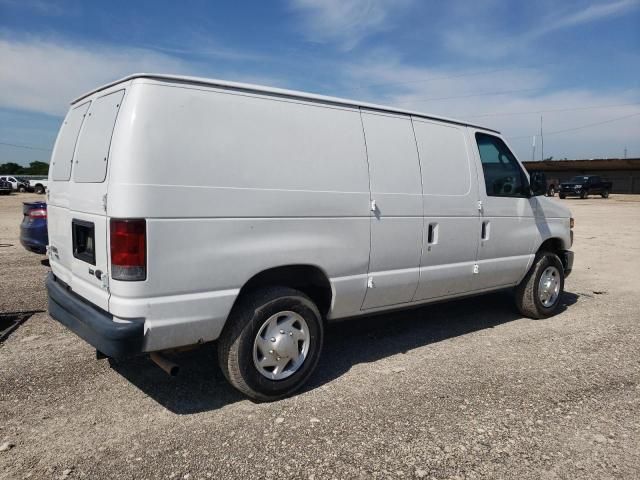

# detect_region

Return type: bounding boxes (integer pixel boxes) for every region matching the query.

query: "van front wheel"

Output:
[515,251,565,319]
[217,287,324,401]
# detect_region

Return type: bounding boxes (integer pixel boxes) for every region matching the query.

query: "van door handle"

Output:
[481,221,490,241]
[427,223,438,244]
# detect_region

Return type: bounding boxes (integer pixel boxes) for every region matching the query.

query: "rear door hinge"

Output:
[101,273,109,291]
[473,264,479,274]
[102,193,108,212]
[477,200,483,211]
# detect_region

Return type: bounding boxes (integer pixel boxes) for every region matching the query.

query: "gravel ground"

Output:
[1,192,639,480]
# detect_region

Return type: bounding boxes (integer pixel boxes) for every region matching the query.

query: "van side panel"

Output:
[411,119,480,301]
[360,110,423,309]
[107,81,371,350]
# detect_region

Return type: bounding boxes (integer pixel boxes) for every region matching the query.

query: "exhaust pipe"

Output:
[150,352,179,376]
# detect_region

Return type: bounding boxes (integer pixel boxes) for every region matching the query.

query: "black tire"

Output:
[601,189,609,198]
[217,286,324,401]
[18,186,26,193]
[580,190,587,199]
[515,251,565,319]
[35,185,45,194]
[559,193,566,199]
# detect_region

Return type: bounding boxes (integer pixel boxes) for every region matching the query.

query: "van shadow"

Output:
[111,290,579,415]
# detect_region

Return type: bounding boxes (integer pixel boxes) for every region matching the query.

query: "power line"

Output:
[507,112,640,140]
[356,63,556,90]
[0,141,52,152]
[398,87,542,104]
[465,102,640,119]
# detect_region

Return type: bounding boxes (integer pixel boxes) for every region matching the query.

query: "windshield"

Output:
[569,176,590,183]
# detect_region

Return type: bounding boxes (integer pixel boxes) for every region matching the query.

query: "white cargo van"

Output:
[46,74,574,401]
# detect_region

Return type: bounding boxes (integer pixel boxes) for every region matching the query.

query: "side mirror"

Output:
[529,171,547,196]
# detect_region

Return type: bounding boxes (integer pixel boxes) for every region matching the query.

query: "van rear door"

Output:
[48,88,125,311]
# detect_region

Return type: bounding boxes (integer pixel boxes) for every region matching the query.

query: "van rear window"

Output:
[50,102,90,181]
[73,90,125,183]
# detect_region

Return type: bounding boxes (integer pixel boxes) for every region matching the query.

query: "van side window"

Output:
[73,90,124,183]
[475,133,528,198]
[51,101,91,181]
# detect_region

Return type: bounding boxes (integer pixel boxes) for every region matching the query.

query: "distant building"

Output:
[522,158,640,194]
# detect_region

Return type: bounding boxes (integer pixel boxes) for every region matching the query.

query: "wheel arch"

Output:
[536,237,572,273]
[233,264,333,318]
[537,237,565,254]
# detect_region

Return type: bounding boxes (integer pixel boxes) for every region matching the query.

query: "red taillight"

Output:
[110,219,146,281]
[29,208,47,219]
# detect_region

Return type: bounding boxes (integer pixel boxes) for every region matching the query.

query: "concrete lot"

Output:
[1,192,639,479]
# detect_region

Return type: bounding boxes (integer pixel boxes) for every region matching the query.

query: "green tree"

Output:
[0,162,25,174]
[25,161,49,175]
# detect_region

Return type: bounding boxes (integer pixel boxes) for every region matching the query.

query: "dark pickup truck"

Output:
[559,175,612,199]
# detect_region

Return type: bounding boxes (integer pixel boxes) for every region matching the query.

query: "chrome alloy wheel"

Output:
[252,311,310,380]
[538,266,561,308]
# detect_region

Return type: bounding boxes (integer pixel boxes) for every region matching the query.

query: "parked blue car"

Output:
[20,201,48,254]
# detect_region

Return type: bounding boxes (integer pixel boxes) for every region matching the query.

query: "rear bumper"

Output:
[561,250,574,277]
[46,273,143,359]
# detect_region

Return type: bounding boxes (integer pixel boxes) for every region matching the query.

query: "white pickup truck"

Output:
[0,176,48,193]
[28,178,49,194]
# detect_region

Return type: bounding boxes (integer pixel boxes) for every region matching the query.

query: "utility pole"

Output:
[540,115,544,161]
[624,146,627,159]
[532,135,536,161]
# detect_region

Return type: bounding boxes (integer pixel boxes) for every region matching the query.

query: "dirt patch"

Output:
[1,193,639,480]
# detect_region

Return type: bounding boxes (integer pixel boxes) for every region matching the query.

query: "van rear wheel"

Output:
[515,251,565,319]
[217,286,324,401]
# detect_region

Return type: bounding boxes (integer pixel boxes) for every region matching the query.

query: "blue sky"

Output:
[1,0,639,166]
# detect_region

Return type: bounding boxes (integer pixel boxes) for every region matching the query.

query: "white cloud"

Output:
[444,0,640,59]
[541,0,640,32]
[344,57,640,159]
[0,38,191,115]
[0,37,284,116]
[288,0,413,50]
[0,0,73,16]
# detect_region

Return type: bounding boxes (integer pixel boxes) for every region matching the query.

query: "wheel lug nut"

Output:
[279,329,285,334]
[270,337,276,342]
[276,356,281,361]
[269,350,274,355]
[289,332,293,336]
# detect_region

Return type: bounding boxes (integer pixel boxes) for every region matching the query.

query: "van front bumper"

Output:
[561,250,574,277]
[46,273,143,359]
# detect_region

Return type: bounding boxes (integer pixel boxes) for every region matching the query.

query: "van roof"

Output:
[72,73,500,134]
